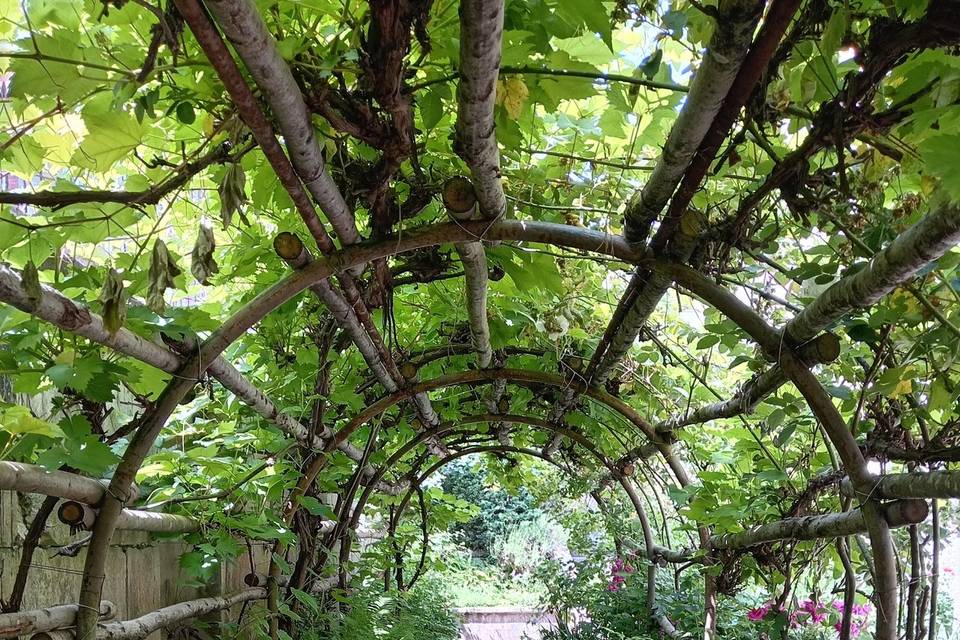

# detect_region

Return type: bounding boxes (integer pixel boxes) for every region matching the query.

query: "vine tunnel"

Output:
[0,0,959,638]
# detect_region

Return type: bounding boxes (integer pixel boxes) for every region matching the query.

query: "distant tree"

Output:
[441,459,539,561]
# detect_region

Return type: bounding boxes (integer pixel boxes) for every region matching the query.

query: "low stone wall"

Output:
[0,491,269,639]
[456,607,556,640]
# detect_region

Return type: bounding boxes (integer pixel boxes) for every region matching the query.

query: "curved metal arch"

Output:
[341,413,626,531]
[328,368,691,485]
[331,417,666,620]
[663,261,897,636]
[73,219,652,624]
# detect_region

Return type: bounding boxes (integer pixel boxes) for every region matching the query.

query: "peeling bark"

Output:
[58,501,199,534]
[0,462,113,505]
[452,0,505,370]
[841,471,960,500]
[455,0,506,220]
[47,589,265,640]
[453,242,492,368]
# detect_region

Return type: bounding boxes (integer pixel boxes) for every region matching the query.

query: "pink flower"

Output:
[834,621,863,637]
[747,604,771,622]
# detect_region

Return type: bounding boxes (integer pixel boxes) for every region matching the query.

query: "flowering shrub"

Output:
[606,557,634,592]
[747,598,873,638]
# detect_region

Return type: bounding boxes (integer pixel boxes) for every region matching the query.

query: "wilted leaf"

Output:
[190,223,219,285]
[147,239,182,315]
[219,162,248,228]
[495,77,528,120]
[22,260,42,307]
[98,268,126,335]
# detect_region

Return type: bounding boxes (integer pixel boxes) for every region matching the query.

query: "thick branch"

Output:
[452,0,505,370]
[654,0,803,250]
[842,471,960,500]
[0,462,115,505]
[58,501,199,534]
[42,589,266,640]
[0,602,115,639]
[453,241,492,368]
[708,500,927,550]
[455,0,506,219]
[622,0,762,243]
[785,198,960,344]
[0,143,234,209]
[590,2,763,385]
[203,0,359,245]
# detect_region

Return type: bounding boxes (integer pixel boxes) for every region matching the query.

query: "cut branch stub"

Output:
[58,501,97,531]
[244,573,291,587]
[273,232,309,267]
[57,500,200,534]
[803,332,841,365]
[442,176,477,220]
[400,361,419,381]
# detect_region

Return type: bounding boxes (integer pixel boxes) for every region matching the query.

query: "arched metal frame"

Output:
[72,219,893,636]
[331,420,665,622]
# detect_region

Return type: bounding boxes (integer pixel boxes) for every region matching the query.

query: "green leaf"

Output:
[420,88,445,130]
[820,9,848,59]
[773,423,797,447]
[920,134,960,202]
[564,2,613,50]
[38,415,119,474]
[74,110,146,172]
[0,405,63,437]
[175,101,196,124]
[298,495,336,519]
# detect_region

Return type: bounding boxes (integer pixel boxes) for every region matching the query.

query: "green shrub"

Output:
[303,580,460,640]
[441,459,539,560]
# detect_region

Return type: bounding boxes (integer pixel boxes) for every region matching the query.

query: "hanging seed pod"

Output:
[442,176,477,220]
